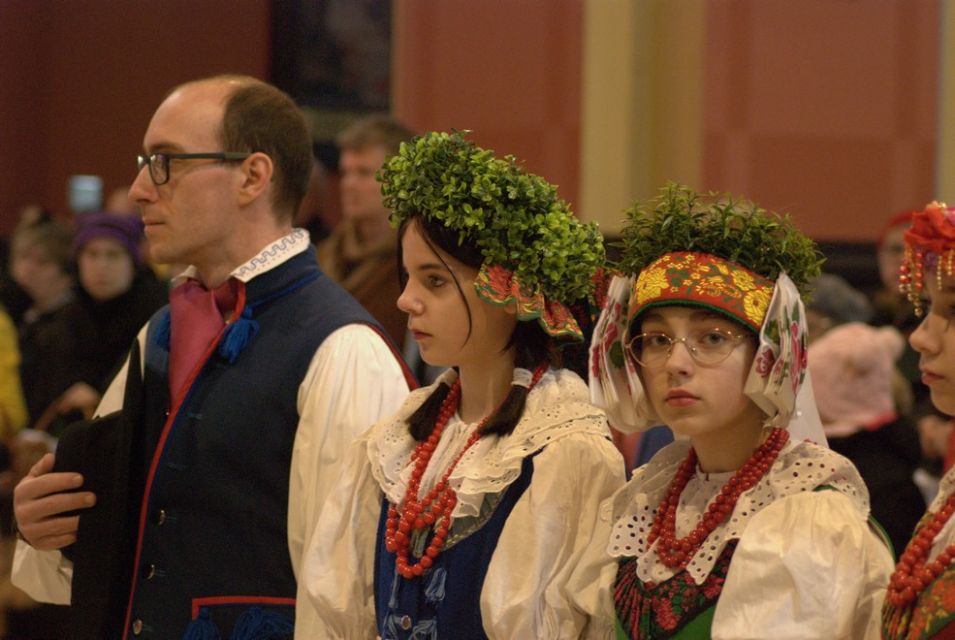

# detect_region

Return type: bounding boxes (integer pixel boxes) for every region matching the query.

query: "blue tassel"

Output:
[154,308,172,350]
[229,606,293,640]
[182,608,223,640]
[213,270,319,365]
[219,308,259,364]
[424,567,446,605]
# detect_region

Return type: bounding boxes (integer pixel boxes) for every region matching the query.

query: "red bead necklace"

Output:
[887,492,955,607]
[647,427,789,570]
[385,364,547,579]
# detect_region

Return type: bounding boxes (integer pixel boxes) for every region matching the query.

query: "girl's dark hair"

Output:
[399,215,556,441]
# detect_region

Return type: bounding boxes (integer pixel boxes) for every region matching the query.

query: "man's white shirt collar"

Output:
[173,228,312,285]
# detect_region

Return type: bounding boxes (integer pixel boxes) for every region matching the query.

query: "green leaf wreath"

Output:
[616,182,824,296]
[379,130,604,305]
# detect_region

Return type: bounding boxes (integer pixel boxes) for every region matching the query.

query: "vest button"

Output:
[132,618,143,635]
[155,509,167,525]
[142,563,156,580]
[399,615,412,630]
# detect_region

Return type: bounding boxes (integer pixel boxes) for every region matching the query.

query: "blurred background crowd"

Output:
[2,1,953,637]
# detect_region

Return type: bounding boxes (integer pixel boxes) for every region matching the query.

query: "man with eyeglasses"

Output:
[10,75,412,640]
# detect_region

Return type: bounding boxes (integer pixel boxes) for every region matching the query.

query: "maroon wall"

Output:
[702,0,939,240]
[393,0,583,210]
[0,0,271,233]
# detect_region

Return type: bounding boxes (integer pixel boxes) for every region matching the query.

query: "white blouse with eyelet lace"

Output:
[607,437,894,639]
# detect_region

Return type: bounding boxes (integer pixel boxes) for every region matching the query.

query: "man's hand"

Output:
[13,453,96,550]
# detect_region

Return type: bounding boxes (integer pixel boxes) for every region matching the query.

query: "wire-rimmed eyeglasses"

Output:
[136,152,250,186]
[626,328,748,368]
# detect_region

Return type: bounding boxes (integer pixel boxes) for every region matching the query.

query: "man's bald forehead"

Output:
[163,74,263,104]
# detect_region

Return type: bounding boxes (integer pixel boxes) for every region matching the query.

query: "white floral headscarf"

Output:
[589,271,826,445]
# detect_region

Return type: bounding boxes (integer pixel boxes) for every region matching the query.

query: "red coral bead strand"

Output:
[887,493,955,607]
[386,363,547,579]
[648,427,789,570]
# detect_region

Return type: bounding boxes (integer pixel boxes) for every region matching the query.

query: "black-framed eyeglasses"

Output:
[136,152,250,186]
[626,328,748,368]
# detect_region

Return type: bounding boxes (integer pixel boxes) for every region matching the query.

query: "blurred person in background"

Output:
[318,114,415,350]
[0,206,53,327]
[295,158,334,244]
[873,210,927,412]
[0,300,27,522]
[805,271,918,416]
[51,212,166,429]
[104,186,138,217]
[805,272,874,343]
[874,210,918,330]
[3,213,73,636]
[809,322,924,555]
[0,306,27,441]
[105,185,157,277]
[9,215,76,430]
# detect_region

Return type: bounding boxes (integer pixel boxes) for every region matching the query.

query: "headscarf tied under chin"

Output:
[589,268,826,445]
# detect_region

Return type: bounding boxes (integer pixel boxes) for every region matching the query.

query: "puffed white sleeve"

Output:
[302,433,382,639]
[480,432,626,640]
[711,490,894,640]
[10,326,143,604]
[289,324,410,639]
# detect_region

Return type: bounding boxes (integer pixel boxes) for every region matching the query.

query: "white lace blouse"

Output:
[304,368,626,639]
[607,437,894,639]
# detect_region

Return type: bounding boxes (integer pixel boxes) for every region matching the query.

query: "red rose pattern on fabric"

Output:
[474,263,582,339]
[614,540,737,639]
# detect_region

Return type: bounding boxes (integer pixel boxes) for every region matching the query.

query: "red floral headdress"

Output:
[475,263,586,339]
[900,201,955,316]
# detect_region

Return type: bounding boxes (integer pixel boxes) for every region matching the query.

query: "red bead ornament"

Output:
[887,492,955,608]
[647,427,790,570]
[385,363,548,579]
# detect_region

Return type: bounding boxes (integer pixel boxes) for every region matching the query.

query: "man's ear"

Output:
[236,152,273,206]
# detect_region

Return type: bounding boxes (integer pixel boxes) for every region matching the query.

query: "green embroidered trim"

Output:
[614,540,736,639]
[615,605,714,639]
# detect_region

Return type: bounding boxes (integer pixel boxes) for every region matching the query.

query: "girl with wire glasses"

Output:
[590,183,893,639]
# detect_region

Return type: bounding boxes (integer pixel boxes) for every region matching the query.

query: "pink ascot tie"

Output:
[167,278,241,399]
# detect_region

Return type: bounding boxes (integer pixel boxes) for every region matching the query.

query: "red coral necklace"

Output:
[887,493,955,607]
[385,363,547,579]
[648,427,789,570]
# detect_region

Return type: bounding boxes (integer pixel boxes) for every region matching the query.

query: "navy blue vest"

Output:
[373,452,538,639]
[122,250,388,639]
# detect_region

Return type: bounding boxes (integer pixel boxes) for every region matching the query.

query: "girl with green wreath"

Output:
[590,184,893,639]
[304,131,625,638]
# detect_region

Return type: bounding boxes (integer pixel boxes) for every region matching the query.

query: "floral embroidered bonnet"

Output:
[378,131,604,341]
[589,183,826,443]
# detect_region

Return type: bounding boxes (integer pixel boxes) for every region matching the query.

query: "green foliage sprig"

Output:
[379,130,604,303]
[616,182,824,295]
